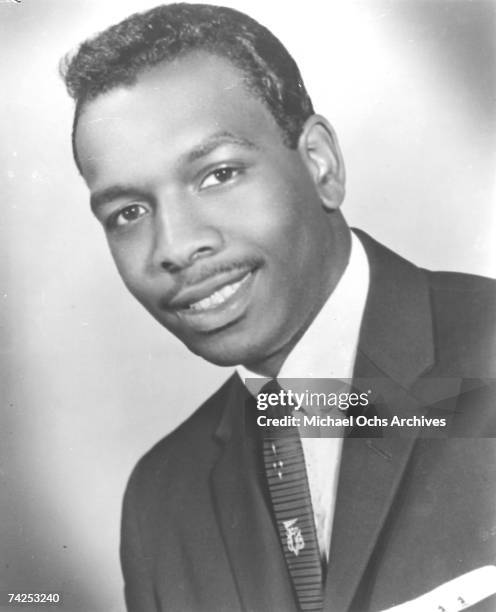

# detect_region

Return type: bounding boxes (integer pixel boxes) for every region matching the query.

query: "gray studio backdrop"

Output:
[1,0,495,610]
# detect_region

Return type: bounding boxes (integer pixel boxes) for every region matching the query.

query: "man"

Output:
[61,4,496,611]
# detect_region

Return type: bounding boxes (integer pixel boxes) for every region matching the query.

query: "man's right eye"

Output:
[110,204,149,227]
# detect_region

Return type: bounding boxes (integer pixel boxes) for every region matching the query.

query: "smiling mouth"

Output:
[182,272,252,313]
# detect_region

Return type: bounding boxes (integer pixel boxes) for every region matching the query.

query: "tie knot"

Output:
[260,378,282,395]
[257,379,293,419]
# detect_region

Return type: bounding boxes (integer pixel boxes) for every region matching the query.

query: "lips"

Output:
[186,273,252,312]
[167,267,258,333]
[167,265,256,312]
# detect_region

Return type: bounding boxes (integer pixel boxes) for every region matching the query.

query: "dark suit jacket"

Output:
[121,231,496,612]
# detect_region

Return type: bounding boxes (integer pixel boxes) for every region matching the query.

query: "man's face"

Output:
[75,53,342,372]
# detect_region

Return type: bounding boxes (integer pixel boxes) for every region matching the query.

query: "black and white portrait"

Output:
[1,2,495,611]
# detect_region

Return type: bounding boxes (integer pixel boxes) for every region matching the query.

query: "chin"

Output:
[186,340,252,368]
[182,329,272,369]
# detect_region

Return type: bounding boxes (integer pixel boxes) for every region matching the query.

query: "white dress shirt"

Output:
[237,232,370,562]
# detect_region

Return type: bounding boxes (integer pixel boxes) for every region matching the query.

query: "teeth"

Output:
[188,273,250,312]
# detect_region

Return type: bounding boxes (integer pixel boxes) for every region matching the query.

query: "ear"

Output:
[297,115,346,211]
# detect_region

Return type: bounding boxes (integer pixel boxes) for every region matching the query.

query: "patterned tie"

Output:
[259,380,324,612]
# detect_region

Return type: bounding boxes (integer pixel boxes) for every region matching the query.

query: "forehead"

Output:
[75,52,284,185]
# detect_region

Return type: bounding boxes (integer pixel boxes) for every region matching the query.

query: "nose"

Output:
[150,200,223,273]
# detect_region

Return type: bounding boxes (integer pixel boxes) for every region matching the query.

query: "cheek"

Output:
[107,238,149,295]
[257,204,316,276]
[225,180,309,257]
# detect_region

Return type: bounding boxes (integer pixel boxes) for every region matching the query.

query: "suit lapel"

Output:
[324,231,440,611]
[211,376,299,612]
[351,229,435,388]
[325,353,424,611]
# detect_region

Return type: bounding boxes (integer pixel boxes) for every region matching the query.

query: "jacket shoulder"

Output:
[425,269,496,376]
[427,269,496,294]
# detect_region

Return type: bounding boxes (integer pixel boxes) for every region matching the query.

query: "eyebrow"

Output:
[181,130,260,164]
[90,131,259,212]
[90,185,148,214]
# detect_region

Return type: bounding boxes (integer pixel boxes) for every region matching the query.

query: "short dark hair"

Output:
[60,3,314,171]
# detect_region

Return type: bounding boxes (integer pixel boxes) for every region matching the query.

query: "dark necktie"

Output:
[259,380,324,612]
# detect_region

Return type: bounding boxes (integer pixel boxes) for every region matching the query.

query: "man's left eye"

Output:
[200,167,240,189]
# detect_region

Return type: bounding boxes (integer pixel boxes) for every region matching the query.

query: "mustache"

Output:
[178,257,262,288]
